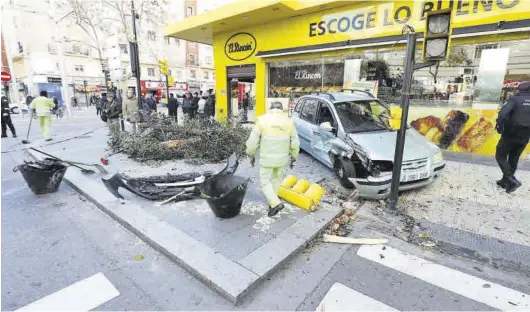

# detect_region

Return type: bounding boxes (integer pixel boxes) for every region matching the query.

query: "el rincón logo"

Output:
[225,32,257,61]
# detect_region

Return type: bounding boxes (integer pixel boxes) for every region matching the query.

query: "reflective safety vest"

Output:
[29,96,55,117]
[246,109,300,168]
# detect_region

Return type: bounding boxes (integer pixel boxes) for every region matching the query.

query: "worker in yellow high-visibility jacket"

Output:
[246,101,300,217]
[29,90,56,141]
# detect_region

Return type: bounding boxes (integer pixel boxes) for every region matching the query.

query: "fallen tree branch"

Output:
[323,234,388,245]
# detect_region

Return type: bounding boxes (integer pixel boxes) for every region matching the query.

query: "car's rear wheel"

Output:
[333,158,356,189]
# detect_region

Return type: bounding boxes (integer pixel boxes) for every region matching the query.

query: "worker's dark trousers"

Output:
[1,116,16,137]
[495,135,529,178]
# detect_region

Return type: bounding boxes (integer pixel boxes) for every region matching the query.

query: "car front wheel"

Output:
[333,158,356,189]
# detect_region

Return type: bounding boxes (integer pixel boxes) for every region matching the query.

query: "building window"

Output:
[187,6,193,16]
[203,71,209,79]
[147,31,156,41]
[190,70,196,79]
[72,44,81,54]
[168,69,172,76]
[148,68,155,76]
[119,44,128,54]
[205,56,213,67]
[176,70,182,78]
[165,37,171,45]
[189,54,196,65]
[75,65,84,72]
[17,42,23,53]
[122,68,127,76]
[175,39,180,46]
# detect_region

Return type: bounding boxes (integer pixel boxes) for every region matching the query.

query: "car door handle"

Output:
[312,131,320,135]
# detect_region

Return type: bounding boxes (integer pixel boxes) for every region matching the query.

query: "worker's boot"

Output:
[268,203,284,217]
[506,176,522,194]
[1,134,7,138]
[496,176,510,189]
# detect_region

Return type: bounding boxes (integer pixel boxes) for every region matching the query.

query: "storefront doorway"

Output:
[227,65,255,122]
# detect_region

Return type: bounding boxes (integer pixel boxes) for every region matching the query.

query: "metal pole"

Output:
[49,0,72,118]
[131,0,142,111]
[387,32,417,211]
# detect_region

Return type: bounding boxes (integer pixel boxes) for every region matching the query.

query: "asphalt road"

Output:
[2,106,529,310]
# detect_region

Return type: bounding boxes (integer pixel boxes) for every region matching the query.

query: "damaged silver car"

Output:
[292,91,445,199]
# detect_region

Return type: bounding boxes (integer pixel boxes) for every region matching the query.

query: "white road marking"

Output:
[16,272,119,311]
[316,282,397,311]
[357,245,530,311]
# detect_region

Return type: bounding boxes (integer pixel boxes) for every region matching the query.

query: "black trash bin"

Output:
[200,174,249,219]
[14,159,68,195]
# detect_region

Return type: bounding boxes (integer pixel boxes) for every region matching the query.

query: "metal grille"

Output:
[402,158,428,171]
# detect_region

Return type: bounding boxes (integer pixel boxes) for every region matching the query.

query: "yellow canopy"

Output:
[165,0,357,44]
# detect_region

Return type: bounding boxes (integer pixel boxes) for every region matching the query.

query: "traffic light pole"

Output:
[387,32,439,211]
[387,32,417,211]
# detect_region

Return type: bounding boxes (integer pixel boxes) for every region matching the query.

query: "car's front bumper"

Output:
[350,162,445,199]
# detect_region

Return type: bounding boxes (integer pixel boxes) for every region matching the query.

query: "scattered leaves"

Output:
[134,254,145,261]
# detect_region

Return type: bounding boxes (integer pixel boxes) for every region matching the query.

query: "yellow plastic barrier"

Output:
[278,175,325,212]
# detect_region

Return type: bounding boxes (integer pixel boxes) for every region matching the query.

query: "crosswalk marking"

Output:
[16,272,119,311]
[316,282,397,312]
[357,245,530,311]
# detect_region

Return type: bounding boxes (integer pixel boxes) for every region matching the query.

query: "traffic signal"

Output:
[168,75,174,87]
[423,9,452,61]
[159,60,168,75]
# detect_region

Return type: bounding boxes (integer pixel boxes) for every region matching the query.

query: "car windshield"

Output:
[333,100,392,133]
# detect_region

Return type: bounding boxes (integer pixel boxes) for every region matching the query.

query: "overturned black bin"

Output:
[200,174,249,219]
[14,159,67,195]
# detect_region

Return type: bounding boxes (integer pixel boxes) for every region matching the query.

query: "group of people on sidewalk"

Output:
[179,91,216,120]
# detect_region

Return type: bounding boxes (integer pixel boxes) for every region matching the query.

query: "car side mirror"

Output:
[319,121,334,133]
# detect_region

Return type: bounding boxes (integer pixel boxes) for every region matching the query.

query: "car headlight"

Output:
[433,151,443,164]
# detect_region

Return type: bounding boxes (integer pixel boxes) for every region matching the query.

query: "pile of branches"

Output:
[108,115,251,163]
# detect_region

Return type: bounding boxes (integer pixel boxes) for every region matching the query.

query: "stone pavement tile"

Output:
[214,224,276,262]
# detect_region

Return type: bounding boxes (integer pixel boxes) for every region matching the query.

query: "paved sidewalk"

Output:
[28,125,345,303]
[399,161,530,247]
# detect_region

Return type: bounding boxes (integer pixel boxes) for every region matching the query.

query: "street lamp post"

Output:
[131,0,142,111]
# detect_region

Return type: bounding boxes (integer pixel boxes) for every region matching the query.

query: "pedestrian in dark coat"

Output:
[167,93,178,119]
[204,91,216,118]
[182,92,194,119]
[192,92,200,118]
[495,82,530,193]
[1,96,16,138]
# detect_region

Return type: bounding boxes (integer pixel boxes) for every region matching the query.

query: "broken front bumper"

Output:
[351,162,445,199]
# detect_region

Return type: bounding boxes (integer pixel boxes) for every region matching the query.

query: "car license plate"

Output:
[401,170,429,182]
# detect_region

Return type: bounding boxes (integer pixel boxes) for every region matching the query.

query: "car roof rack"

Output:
[311,92,335,101]
[341,88,375,98]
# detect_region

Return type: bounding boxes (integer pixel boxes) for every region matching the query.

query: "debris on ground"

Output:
[325,211,357,237]
[108,115,250,163]
[322,234,388,245]
[134,254,145,261]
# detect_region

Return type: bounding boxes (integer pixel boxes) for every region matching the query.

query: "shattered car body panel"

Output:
[292,92,445,199]
[102,153,239,201]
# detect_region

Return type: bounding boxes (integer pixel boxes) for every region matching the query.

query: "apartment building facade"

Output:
[1,0,216,105]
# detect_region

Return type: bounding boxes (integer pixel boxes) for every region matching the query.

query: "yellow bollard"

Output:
[281,175,298,188]
[305,183,324,204]
[292,180,310,193]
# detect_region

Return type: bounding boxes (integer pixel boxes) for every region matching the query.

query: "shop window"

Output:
[300,99,318,123]
[190,70,196,79]
[203,71,209,79]
[474,44,499,60]
[147,68,155,76]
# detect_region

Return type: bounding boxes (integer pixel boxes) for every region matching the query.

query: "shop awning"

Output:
[165,0,359,45]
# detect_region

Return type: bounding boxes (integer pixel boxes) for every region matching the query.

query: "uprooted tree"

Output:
[108,115,251,163]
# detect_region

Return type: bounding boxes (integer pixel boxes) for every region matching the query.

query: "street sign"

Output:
[1,71,12,82]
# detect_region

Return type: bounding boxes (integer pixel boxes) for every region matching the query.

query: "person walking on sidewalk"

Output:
[246,101,300,217]
[29,91,55,141]
[192,92,200,118]
[1,96,16,138]
[495,82,530,193]
[182,92,194,119]
[103,92,122,132]
[95,95,103,116]
[122,88,140,133]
